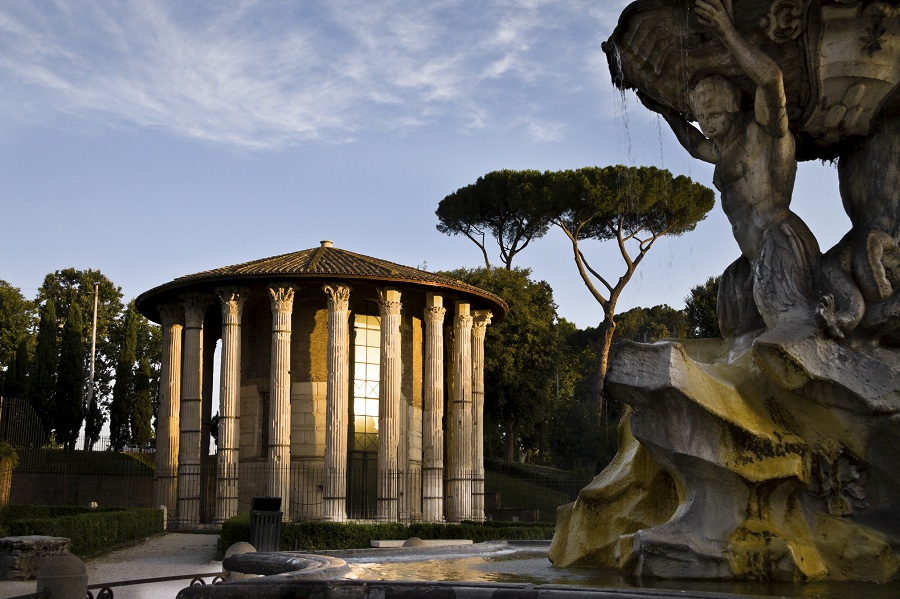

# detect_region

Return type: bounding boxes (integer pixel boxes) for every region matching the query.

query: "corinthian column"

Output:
[447,302,473,522]
[268,284,295,519]
[155,303,183,525]
[178,293,212,527]
[323,283,350,522]
[214,286,248,525]
[422,294,446,522]
[376,288,402,522]
[471,310,492,523]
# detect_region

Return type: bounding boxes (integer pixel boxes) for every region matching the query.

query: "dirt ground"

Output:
[0,532,222,599]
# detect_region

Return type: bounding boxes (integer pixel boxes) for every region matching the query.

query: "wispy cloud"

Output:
[0,0,621,149]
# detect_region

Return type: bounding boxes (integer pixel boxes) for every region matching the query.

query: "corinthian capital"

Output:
[269,284,296,313]
[425,305,447,324]
[377,288,402,316]
[323,283,351,312]
[217,286,249,323]
[473,310,493,337]
[181,292,215,328]
[158,303,184,328]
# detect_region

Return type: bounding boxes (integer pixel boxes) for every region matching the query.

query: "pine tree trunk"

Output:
[594,317,616,420]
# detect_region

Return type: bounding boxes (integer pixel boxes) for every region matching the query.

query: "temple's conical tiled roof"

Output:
[136,241,507,322]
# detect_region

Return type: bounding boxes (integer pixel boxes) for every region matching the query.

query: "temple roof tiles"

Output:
[136,241,507,322]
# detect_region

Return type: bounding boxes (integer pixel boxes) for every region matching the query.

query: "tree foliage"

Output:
[132,357,153,446]
[439,165,715,418]
[613,305,690,343]
[37,269,124,427]
[544,165,714,413]
[0,268,162,450]
[54,303,84,450]
[29,299,58,439]
[0,280,34,375]
[2,339,29,398]
[110,303,138,451]
[436,170,551,269]
[685,276,721,338]
[439,267,560,461]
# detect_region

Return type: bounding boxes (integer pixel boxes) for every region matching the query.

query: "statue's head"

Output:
[690,76,740,139]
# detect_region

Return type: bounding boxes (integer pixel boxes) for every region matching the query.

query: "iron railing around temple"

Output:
[1,396,593,522]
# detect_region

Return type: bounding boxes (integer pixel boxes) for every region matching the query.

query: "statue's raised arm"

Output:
[694,0,789,139]
[637,91,717,164]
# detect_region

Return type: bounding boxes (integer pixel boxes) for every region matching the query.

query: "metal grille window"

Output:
[352,309,380,451]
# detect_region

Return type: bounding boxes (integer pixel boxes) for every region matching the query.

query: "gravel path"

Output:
[0,532,222,599]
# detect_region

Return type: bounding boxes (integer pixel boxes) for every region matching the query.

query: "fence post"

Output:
[36,553,88,599]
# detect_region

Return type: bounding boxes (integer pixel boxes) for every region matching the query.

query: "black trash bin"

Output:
[249,496,283,553]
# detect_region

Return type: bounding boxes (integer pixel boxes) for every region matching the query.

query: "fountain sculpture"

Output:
[550,0,900,582]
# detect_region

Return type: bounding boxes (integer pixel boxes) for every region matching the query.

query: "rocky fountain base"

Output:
[549,330,900,582]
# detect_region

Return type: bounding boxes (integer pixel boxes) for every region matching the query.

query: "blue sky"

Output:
[0,0,848,329]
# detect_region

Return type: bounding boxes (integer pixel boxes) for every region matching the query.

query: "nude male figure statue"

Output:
[641,0,820,336]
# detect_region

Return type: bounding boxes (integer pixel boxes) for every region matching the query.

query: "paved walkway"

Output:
[0,532,222,599]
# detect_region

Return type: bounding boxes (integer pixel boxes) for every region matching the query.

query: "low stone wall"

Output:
[0,536,70,580]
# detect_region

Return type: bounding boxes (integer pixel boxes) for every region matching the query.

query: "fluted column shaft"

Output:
[471,310,492,523]
[214,286,247,524]
[377,288,402,522]
[422,294,446,522]
[268,285,295,520]
[178,293,211,527]
[447,302,473,522]
[155,304,183,524]
[323,284,350,522]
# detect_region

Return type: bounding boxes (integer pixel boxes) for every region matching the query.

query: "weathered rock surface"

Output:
[549,334,900,581]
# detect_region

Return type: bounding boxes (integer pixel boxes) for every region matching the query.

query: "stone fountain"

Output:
[550,0,900,583]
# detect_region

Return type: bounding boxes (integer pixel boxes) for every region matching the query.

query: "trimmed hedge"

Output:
[0,505,164,557]
[220,514,554,553]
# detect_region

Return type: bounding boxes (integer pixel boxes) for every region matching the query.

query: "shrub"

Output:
[0,442,19,470]
[0,505,164,557]
[219,515,554,554]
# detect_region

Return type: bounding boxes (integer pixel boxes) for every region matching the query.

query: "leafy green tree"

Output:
[545,165,714,414]
[132,357,153,446]
[685,276,721,338]
[38,269,124,436]
[110,304,138,451]
[0,280,34,375]
[437,170,551,269]
[28,299,58,439]
[134,311,162,435]
[613,305,689,343]
[53,303,84,450]
[440,267,560,461]
[439,166,714,419]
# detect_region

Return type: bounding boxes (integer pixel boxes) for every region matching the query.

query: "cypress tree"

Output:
[132,357,153,446]
[1,339,28,398]
[29,299,58,441]
[54,303,85,450]
[110,305,138,450]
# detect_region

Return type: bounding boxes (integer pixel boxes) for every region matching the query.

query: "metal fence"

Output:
[0,396,593,522]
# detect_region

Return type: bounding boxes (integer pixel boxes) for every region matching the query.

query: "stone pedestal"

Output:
[0,536,70,581]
